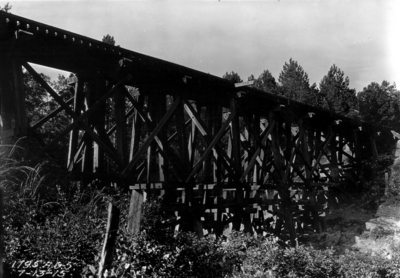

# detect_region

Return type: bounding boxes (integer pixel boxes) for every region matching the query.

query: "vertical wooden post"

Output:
[146,95,155,184]
[68,76,84,169]
[230,99,243,231]
[300,120,311,180]
[353,129,361,166]
[81,76,94,174]
[213,105,223,183]
[270,114,297,246]
[128,189,147,234]
[337,133,343,165]
[329,126,339,182]
[252,113,260,184]
[0,187,4,278]
[129,95,143,162]
[98,203,120,278]
[370,136,378,160]
[301,121,321,233]
[204,105,215,183]
[157,95,167,183]
[12,58,27,136]
[188,101,199,170]
[115,88,127,166]
[0,57,16,142]
[93,80,108,173]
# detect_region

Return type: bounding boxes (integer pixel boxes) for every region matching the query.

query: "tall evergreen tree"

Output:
[319,64,357,117]
[278,58,319,106]
[358,81,400,130]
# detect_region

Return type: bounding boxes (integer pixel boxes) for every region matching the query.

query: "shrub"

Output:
[2,154,109,275]
[100,199,243,278]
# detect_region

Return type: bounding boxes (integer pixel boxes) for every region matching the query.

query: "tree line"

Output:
[224,59,400,131]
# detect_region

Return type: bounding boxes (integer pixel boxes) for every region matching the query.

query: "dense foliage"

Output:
[358,81,400,130]
[253,69,278,94]
[319,64,358,118]
[1,149,400,277]
[277,58,320,107]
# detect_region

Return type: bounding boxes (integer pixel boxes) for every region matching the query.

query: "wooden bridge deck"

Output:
[0,11,392,245]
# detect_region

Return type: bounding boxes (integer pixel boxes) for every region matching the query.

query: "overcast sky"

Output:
[6,0,400,92]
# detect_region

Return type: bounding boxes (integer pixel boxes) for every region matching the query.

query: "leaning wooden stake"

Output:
[98,203,120,278]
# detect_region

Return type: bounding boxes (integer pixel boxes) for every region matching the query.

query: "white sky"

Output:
[5,0,400,92]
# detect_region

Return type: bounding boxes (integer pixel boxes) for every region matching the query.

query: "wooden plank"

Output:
[234,80,254,87]
[127,190,147,234]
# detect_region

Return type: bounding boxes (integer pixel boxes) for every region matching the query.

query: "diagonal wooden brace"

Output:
[240,120,275,182]
[122,90,186,180]
[183,98,235,178]
[25,61,131,165]
[122,96,181,177]
[31,97,74,130]
[310,131,335,175]
[185,106,237,183]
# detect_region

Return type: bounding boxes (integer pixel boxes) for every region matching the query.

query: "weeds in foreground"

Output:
[3,145,400,277]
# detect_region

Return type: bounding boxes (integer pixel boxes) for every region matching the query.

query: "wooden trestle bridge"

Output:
[0,11,393,245]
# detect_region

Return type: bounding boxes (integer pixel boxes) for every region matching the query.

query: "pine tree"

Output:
[278,58,319,106]
[319,64,357,117]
